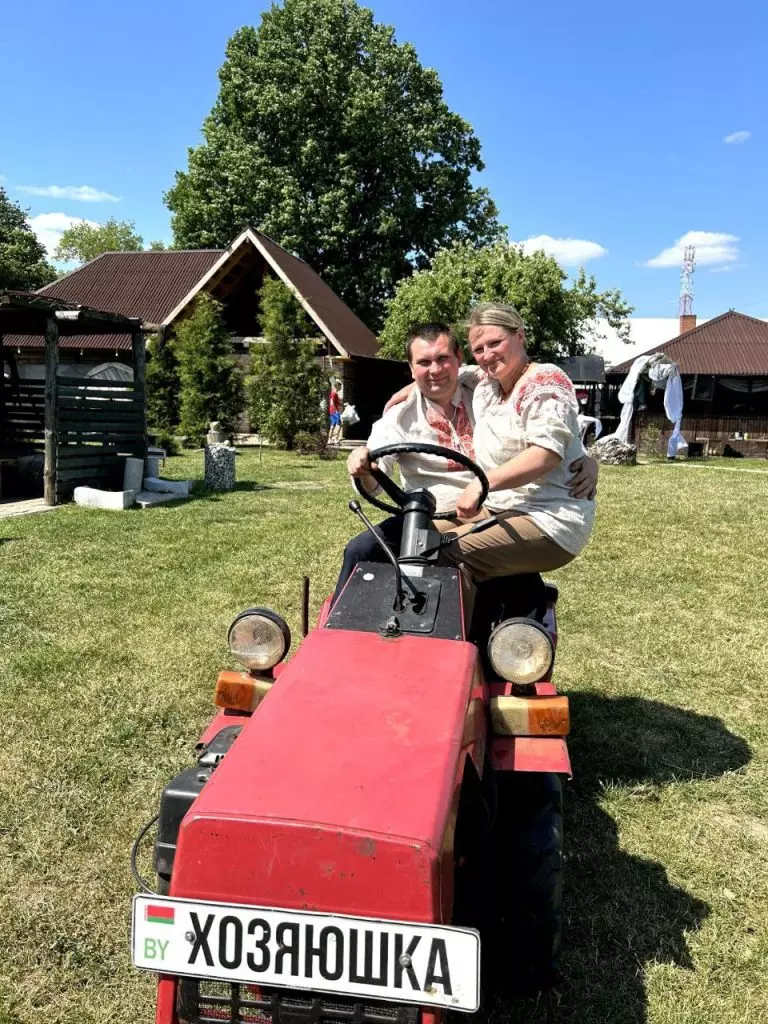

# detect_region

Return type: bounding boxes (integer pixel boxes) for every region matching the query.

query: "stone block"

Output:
[204,443,236,491]
[135,490,188,508]
[143,477,192,495]
[123,457,144,492]
[74,487,136,510]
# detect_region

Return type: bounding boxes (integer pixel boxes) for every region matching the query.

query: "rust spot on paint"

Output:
[319,862,336,877]
[358,838,377,858]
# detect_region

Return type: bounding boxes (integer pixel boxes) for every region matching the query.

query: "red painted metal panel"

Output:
[173,629,478,923]
[154,975,177,1024]
[490,736,572,776]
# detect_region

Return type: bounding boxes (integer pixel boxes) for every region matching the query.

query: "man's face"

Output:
[408,334,462,403]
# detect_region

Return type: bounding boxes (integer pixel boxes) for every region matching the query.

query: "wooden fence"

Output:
[635,414,768,458]
[1,374,146,501]
[55,376,146,501]
[1,377,46,448]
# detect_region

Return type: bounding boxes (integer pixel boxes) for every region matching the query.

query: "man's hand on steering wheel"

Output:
[455,480,484,519]
[353,441,489,520]
[346,446,377,478]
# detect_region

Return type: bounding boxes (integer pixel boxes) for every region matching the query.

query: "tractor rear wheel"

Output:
[489,770,563,994]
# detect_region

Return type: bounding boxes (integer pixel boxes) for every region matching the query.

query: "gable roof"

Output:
[39,250,222,325]
[34,229,379,359]
[609,312,768,376]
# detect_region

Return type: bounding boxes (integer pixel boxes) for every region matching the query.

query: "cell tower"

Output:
[679,244,696,316]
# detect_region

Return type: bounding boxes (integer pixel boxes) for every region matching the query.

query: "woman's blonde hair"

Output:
[467,302,525,337]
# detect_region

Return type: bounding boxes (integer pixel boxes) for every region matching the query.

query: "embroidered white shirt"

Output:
[362,380,477,514]
[465,364,596,555]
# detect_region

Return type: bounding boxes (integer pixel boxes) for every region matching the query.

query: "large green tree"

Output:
[0,187,56,290]
[247,278,327,449]
[378,242,633,362]
[175,294,244,444]
[165,0,501,329]
[54,218,146,264]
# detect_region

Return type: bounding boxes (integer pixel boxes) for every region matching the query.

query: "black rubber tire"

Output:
[489,771,563,994]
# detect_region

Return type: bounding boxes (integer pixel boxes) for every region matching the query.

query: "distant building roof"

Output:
[609,312,768,376]
[29,229,379,359]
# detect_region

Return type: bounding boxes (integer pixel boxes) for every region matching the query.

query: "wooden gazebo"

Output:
[0,292,146,504]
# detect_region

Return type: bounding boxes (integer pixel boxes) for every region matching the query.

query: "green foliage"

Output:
[145,332,180,433]
[0,186,56,290]
[247,278,327,448]
[175,294,245,444]
[54,217,144,264]
[378,241,633,362]
[165,0,501,329]
[639,422,663,460]
[293,429,338,459]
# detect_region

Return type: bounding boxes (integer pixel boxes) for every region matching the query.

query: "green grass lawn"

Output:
[0,451,766,1024]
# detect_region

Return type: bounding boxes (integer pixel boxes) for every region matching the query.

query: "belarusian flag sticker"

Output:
[145,903,175,926]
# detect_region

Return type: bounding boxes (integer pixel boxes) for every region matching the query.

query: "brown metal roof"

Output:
[252,230,379,358]
[609,312,768,376]
[38,250,222,323]
[30,233,380,359]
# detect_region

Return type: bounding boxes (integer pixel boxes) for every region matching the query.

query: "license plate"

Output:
[132,895,480,1012]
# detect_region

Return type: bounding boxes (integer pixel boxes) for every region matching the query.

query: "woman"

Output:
[386,303,595,580]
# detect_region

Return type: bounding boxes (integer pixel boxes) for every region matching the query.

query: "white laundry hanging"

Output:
[604,353,687,457]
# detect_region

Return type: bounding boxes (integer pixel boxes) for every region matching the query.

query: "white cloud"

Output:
[724,130,751,145]
[27,212,100,259]
[516,234,607,266]
[645,230,740,269]
[17,184,120,202]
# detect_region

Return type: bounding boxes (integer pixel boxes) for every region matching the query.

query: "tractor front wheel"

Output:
[489,771,563,995]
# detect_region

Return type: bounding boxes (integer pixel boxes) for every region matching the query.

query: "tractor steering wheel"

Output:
[353,442,489,520]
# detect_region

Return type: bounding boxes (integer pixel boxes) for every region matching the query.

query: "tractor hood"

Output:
[172,628,478,923]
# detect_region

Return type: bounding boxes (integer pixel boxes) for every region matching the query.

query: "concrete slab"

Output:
[74,487,136,510]
[135,490,189,509]
[143,477,192,496]
[0,498,58,519]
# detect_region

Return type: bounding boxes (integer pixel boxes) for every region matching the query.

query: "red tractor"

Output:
[132,444,572,1024]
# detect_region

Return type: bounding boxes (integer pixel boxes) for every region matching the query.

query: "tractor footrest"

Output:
[178,980,419,1024]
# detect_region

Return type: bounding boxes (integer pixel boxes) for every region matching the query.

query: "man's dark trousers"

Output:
[332,516,403,605]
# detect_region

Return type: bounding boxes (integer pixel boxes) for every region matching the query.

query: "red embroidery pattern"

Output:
[514,367,577,416]
[424,402,475,470]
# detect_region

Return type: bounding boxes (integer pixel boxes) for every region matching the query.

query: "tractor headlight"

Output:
[227,608,291,672]
[488,618,554,684]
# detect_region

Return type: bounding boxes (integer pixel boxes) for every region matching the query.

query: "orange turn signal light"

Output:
[490,694,570,737]
[215,670,273,713]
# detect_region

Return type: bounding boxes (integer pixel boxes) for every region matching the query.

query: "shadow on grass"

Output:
[187,482,275,502]
[480,695,751,1024]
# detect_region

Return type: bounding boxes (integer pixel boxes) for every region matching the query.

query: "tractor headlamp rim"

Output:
[488,617,554,684]
[227,607,291,672]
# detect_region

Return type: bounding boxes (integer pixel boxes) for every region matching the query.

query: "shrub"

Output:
[247,279,328,449]
[175,294,244,445]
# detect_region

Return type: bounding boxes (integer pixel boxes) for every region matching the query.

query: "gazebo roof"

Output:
[0,291,142,341]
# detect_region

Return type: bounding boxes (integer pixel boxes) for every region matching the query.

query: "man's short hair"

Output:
[405,323,461,362]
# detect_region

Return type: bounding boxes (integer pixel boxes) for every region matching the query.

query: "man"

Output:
[333,323,596,602]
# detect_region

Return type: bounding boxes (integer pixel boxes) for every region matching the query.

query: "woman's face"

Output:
[468,324,526,388]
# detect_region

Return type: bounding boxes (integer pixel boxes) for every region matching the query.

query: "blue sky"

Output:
[2,0,765,319]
